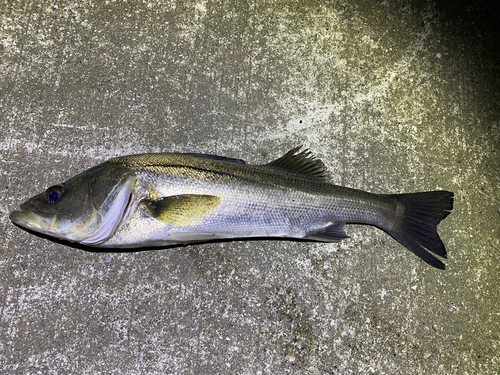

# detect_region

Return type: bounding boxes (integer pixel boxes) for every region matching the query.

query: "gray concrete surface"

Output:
[1,0,499,374]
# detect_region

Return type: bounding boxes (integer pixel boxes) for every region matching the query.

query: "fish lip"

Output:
[10,208,54,232]
[10,209,34,228]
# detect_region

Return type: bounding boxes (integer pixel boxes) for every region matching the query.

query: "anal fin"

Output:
[305,222,349,242]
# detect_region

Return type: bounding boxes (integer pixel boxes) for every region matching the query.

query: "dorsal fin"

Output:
[267,146,329,181]
[179,153,246,164]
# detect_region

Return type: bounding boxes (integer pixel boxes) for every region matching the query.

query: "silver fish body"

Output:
[10,147,453,269]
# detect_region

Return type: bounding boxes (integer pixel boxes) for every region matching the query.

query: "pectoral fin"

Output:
[143,194,220,226]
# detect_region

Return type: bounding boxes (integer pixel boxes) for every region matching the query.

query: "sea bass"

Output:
[10,147,453,269]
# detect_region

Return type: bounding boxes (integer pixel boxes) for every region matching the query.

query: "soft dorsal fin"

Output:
[179,153,246,164]
[267,146,329,181]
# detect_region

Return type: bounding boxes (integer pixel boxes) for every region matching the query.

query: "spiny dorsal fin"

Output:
[179,153,246,164]
[267,146,329,181]
[143,194,220,226]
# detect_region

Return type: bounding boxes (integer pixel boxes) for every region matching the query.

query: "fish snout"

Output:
[10,210,32,227]
[10,208,54,231]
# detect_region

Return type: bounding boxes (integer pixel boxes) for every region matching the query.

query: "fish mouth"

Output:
[9,209,55,233]
[10,210,31,228]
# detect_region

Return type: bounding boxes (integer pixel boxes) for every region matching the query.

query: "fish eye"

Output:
[44,184,65,203]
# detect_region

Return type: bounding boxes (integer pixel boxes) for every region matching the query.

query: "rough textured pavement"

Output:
[1,0,499,374]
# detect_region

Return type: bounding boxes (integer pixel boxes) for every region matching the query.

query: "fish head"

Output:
[10,162,137,245]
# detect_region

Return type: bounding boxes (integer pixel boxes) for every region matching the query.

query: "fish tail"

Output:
[385,191,454,269]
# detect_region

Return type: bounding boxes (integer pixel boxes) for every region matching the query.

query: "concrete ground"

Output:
[1,0,499,374]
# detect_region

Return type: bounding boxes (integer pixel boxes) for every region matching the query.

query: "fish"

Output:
[9,147,454,269]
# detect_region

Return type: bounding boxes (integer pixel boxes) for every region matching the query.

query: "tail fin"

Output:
[385,191,454,269]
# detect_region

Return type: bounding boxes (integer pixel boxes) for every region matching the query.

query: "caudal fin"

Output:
[386,191,454,269]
